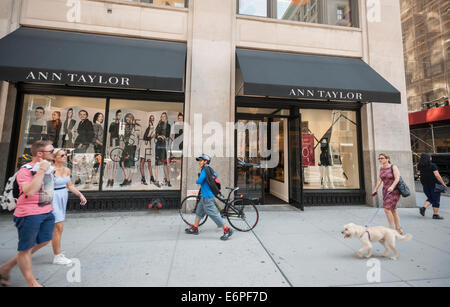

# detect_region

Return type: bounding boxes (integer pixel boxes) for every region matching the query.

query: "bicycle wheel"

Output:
[179,195,208,227]
[226,198,259,232]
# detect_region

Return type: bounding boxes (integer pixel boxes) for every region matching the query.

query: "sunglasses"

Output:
[58,154,66,158]
[378,157,386,160]
[40,149,55,154]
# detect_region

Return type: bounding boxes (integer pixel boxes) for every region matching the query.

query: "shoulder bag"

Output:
[391,165,411,197]
[434,183,447,193]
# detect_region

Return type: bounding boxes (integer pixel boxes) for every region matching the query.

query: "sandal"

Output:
[396,227,404,235]
[0,273,11,287]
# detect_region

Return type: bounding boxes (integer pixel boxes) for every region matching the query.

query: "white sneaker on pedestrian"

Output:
[53,254,73,265]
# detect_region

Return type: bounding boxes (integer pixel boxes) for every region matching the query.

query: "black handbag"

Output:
[391,165,411,197]
[434,183,447,193]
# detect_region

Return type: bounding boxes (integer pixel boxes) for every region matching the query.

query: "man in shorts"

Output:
[0,140,55,287]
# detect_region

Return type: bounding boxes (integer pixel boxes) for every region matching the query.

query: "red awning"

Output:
[409,105,450,126]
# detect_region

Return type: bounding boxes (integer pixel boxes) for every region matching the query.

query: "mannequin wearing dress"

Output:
[319,138,335,189]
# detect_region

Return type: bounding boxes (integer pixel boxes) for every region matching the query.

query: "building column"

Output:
[182,0,236,198]
[362,0,416,207]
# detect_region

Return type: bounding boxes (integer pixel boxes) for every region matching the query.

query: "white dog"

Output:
[341,223,412,260]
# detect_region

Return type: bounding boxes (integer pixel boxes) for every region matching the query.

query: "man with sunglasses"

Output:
[0,140,55,287]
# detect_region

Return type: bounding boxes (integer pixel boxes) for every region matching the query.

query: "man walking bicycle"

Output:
[185,154,233,241]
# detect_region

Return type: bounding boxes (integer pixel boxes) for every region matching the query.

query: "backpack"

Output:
[204,165,222,197]
[0,164,35,211]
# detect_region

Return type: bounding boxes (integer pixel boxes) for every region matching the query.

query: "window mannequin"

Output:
[319,138,335,189]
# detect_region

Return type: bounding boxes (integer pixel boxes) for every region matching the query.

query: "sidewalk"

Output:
[0,193,449,287]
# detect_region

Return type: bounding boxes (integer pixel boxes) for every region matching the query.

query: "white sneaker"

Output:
[53,254,73,265]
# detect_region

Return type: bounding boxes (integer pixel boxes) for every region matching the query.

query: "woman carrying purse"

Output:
[418,153,447,220]
[372,153,405,234]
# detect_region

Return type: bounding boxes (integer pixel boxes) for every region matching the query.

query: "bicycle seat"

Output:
[226,186,239,191]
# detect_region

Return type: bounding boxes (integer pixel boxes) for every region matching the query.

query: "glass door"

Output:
[235,107,290,205]
[289,110,303,210]
[236,118,265,202]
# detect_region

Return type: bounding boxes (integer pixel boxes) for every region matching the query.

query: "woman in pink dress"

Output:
[372,153,404,234]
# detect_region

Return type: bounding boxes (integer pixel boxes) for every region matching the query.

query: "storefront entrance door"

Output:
[236,113,289,205]
[289,111,304,210]
[236,118,265,202]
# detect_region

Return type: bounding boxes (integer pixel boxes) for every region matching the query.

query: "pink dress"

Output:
[380,166,401,210]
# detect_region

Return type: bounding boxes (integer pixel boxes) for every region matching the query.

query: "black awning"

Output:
[0,27,186,91]
[236,48,401,103]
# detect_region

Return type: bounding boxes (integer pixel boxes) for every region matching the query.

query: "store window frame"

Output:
[299,108,361,190]
[7,83,185,207]
[235,96,366,205]
[236,0,360,28]
[118,0,189,9]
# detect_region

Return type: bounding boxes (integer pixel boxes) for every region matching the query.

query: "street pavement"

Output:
[0,193,449,287]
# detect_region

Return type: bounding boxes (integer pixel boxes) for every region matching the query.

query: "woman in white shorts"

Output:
[51,149,87,265]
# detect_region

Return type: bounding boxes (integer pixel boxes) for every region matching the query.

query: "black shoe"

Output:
[127,179,132,186]
[150,176,155,183]
[74,179,81,185]
[433,214,444,220]
[111,180,114,187]
[220,228,233,241]
[141,177,148,185]
[185,227,199,235]
[419,207,426,216]
[120,179,128,187]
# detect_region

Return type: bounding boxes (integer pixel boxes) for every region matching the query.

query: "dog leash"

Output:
[362,191,392,240]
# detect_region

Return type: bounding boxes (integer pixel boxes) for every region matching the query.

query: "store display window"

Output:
[16,94,184,192]
[105,99,184,191]
[300,109,360,189]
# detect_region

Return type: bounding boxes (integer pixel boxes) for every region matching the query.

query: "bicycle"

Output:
[179,187,260,232]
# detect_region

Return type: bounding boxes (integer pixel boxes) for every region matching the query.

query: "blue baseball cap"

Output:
[196,154,211,163]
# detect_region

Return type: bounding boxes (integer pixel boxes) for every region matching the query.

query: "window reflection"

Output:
[328,0,353,27]
[129,0,187,8]
[278,0,319,24]
[278,0,353,26]
[238,0,357,28]
[238,0,268,17]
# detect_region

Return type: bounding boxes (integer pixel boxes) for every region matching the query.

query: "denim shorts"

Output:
[13,212,55,251]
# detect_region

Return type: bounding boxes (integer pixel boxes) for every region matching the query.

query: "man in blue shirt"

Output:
[185,154,233,240]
